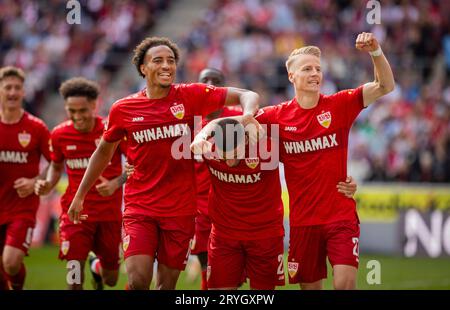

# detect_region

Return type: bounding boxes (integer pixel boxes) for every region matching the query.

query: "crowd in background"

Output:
[179,0,450,183]
[1,0,449,182]
[0,0,171,115]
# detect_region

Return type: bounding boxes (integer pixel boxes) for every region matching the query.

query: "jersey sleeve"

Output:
[255,105,278,125]
[183,83,228,117]
[49,130,64,163]
[333,85,364,127]
[103,102,126,143]
[39,124,51,162]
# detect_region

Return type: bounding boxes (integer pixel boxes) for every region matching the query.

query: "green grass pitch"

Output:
[24,245,450,290]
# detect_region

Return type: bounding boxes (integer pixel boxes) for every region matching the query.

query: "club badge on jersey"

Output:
[170,103,185,120]
[317,111,332,128]
[245,158,260,169]
[18,131,31,148]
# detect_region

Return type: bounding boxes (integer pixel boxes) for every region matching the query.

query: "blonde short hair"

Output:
[285,46,321,72]
[0,66,25,83]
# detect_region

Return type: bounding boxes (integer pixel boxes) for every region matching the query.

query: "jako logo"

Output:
[284,126,297,131]
[132,117,144,122]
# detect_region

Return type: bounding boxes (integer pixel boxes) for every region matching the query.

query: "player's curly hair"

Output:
[59,77,100,100]
[0,66,25,82]
[285,46,321,72]
[132,37,180,78]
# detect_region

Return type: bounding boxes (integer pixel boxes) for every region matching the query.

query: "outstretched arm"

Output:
[356,32,395,107]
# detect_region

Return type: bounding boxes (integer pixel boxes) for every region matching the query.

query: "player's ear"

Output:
[288,71,294,83]
[140,64,146,77]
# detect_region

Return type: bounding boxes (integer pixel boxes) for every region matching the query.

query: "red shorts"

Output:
[122,214,195,270]
[59,218,121,271]
[190,212,211,255]
[0,219,34,255]
[288,220,360,284]
[207,234,285,289]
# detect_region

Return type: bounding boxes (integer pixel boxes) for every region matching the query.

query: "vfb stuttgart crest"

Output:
[170,103,185,120]
[18,131,31,148]
[245,158,259,169]
[288,261,299,278]
[317,111,331,128]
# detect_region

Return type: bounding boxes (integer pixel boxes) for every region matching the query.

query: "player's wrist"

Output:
[197,132,209,141]
[369,46,382,57]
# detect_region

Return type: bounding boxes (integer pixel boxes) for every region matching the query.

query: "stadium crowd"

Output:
[178,0,450,183]
[0,0,172,115]
[1,0,449,182]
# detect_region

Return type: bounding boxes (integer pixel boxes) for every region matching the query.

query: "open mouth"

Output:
[308,81,320,85]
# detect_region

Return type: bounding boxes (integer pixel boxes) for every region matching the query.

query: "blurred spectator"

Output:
[1,0,449,183]
[0,0,172,115]
[178,0,450,183]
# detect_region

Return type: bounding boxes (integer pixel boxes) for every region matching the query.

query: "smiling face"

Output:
[0,76,25,111]
[140,45,177,88]
[65,96,96,133]
[288,54,322,94]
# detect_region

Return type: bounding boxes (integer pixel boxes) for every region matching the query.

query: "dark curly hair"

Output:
[59,77,100,100]
[0,66,25,82]
[132,37,180,78]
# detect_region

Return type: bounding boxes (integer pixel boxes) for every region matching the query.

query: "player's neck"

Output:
[145,84,171,99]
[295,91,320,109]
[0,107,24,124]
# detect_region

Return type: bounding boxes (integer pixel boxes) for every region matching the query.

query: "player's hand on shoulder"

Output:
[355,32,379,52]
[240,114,265,144]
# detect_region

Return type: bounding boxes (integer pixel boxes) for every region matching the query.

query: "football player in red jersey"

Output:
[0,66,51,290]
[68,37,261,290]
[190,118,285,290]
[35,77,126,290]
[191,68,242,290]
[255,32,394,289]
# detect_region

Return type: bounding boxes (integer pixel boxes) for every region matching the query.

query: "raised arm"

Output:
[356,32,395,107]
[224,87,259,116]
[68,138,119,223]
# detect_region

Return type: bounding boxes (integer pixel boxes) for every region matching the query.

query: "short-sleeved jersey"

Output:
[103,83,227,218]
[204,139,284,240]
[256,87,364,226]
[0,111,50,224]
[195,106,243,216]
[50,117,124,221]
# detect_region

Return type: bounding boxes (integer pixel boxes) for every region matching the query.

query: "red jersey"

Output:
[195,106,243,216]
[0,111,50,224]
[50,117,124,221]
[103,83,227,218]
[256,87,364,226]
[204,140,284,240]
